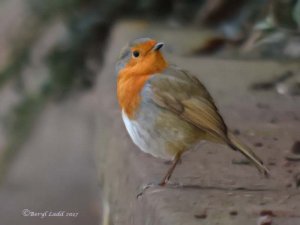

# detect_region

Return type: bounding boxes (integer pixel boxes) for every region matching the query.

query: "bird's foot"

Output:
[136,181,183,198]
[137,182,161,199]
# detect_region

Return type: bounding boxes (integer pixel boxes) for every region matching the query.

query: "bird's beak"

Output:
[152,42,164,51]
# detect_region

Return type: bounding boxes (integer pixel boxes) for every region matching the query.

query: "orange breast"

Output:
[117,72,151,119]
[117,49,168,119]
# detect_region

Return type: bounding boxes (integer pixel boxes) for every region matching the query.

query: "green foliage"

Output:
[28,0,88,19]
[293,0,300,28]
[0,95,46,181]
[45,12,109,97]
[7,95,45,147]
[46,44,85,96]
[0,21,41,89]
[0,50,30,88]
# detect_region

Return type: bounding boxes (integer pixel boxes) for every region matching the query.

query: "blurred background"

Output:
[0,0,299,224]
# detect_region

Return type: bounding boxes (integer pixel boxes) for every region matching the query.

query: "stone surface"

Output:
[95,20,300,225]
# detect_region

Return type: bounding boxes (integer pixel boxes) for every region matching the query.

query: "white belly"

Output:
[122,110,172,160]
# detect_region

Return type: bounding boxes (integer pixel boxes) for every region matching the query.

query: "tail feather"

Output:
[227,132,270,177]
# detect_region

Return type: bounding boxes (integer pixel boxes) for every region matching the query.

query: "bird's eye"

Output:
[132,51,140,58]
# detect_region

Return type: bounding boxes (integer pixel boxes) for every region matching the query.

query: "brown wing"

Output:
[148,66,229,143]
[146,66,270,176]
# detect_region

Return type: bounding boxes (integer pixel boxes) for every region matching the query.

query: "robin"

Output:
[116,38,270,189]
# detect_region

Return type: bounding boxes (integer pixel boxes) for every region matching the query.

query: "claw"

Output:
[136,182,160,199]
[136,181,183,198]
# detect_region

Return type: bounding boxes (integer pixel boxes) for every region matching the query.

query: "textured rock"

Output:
[95,20,300,225]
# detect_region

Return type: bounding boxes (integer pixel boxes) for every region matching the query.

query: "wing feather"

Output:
[148,66,228,142]
[146,66,270,176]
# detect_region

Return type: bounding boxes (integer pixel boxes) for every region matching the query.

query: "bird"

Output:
[116,37,270,189]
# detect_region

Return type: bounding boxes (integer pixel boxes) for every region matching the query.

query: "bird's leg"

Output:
[137,152,182,198]
[159,152,182,186]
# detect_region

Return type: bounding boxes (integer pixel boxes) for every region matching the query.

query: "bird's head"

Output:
[116,38,168,77]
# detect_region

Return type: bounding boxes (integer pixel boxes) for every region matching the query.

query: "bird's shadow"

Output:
[169,183,277,192]
[137,182,279,199]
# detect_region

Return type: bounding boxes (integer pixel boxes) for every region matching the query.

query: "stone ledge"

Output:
[95,20,300,225]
